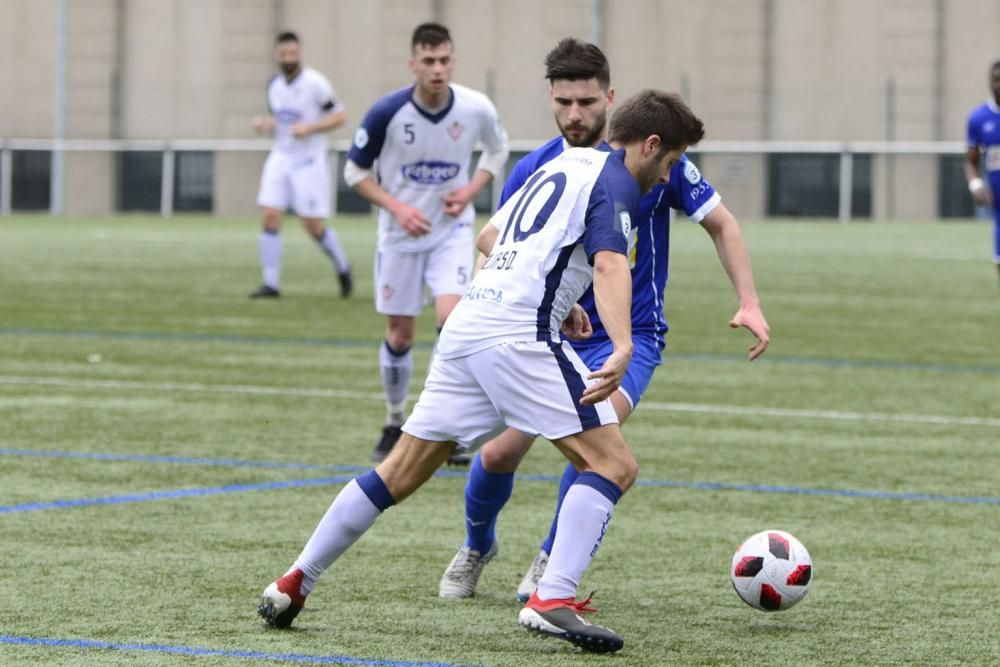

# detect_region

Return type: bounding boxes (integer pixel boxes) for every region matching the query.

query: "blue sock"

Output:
[464,453,514,553]
[540,463,580,555]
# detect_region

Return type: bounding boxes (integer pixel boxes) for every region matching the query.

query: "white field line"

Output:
[1,374,998,428]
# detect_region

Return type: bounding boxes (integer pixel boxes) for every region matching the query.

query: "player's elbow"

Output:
[593,251,628,278]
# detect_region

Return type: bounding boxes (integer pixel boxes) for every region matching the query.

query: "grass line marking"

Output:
[2,374,997,428]
[2,449,1000,507]
[0,635,477,666]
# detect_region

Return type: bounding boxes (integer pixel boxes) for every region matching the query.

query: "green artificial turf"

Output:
[1,214,998,665]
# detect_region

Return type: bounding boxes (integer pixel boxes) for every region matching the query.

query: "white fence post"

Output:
[0,145,11,216]
[160,145,175,218]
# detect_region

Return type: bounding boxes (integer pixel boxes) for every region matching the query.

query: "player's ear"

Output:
[606,86,615,105]
[644,135,662,156]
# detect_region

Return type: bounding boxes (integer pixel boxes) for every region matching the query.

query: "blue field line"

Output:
[4,326,999,375]
[0,635,477,666]
[2,447,1000,508]
[0,476,355,515]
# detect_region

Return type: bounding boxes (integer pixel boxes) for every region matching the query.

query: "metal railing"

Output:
[0,138,968,221]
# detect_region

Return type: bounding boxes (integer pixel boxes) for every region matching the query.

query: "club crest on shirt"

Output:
[619,211,632,239]
[354,127,369,148]
[447,121,464,141]
[684,160,701,184]
[985,121,996,133]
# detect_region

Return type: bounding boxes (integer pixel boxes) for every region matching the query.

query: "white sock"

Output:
[292,476,392,595]
[259,231,282,289]
[380,340,411,427]
[536,473,621,601]
[316,227,351,273]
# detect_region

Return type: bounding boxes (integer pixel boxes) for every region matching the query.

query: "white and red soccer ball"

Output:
[731,530,813,611]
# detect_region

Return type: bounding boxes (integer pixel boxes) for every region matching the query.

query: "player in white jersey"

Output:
[341,23,509,462]
[258,90,707,654]
[250,31,353,299]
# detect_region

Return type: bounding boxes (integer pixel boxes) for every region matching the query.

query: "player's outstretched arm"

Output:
[700,203,770,361]
[582,250,632,405]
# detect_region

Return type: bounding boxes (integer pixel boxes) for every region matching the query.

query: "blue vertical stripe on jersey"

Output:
[548,342,603,431]
[535,245,577,342]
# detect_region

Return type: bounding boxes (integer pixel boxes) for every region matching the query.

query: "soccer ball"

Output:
[731,530,813,611]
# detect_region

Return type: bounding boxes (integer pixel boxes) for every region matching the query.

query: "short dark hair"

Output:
[991,60,1000,74]
[276,31,299,45]
[609,90,705,150]
[412,22,451,51]
[544,38,610,90]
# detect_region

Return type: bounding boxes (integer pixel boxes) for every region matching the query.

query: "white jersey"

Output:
[267,67,344,157]
[437,145,640,360]
[347,83,509,252]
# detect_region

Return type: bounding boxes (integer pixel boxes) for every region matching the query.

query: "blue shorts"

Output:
[570,333,663,409]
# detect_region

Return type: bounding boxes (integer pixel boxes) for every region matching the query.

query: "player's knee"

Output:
[619,456,639,492]
[385,330,413,352]
[479,440,521,473]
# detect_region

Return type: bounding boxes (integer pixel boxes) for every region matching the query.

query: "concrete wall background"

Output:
[2,0,998,217]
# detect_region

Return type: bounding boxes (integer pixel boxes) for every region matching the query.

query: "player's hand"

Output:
[391,203,432,236]
[442,186,475,216]
[291,122,313,139]
[971,183,993,207]
[729,304,770,361]
[581,346,632,405]
[252,116,275,133]
[561,304,593,341]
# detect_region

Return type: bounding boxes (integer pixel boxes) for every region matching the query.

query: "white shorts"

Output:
[402,340,619,450]
[256,151,331,219]
[374,224,473,316]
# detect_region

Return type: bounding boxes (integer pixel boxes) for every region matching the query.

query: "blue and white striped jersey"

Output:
[437,144,639,360]
[500,136,720,347]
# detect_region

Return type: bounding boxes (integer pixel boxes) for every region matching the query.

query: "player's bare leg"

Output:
[251,207,284,298]
[373,315,416,461]
[302,216,353,298]
[517,423,637,653]
[259,435,453,628]
[433,293,473,466]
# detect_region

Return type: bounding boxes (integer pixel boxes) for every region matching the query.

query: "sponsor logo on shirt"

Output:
[619,211,632,239]
[274,109,303,124]
[401,161,461,185]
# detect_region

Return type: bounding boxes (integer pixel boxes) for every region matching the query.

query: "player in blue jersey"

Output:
[964,59,1000,287]
[343,23,509,464]
[438,38,770,602]
[258,89,707,653]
